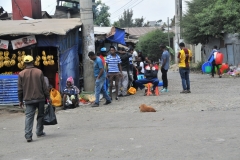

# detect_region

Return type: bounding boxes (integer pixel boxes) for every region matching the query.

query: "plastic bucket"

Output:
[205,66,212,73]
[202,62,212,73]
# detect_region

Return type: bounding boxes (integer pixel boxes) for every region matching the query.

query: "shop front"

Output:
[0,18,82,105]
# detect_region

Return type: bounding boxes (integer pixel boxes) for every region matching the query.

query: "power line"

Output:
[110,0,140,20]
[130,0,143,9]
[111,0,134,15]
[111,0,142,20]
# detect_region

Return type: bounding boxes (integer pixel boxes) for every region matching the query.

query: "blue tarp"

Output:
[107,27,126,45]
[59,44,79,92]
[36,28,80,93]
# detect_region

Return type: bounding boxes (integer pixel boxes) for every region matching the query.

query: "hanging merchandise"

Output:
[42,50,48,66]
[42,50,54,66]
[0,51,3,68]
[3,51,11,67]
[34,55,41,66]
[17,51,26,69]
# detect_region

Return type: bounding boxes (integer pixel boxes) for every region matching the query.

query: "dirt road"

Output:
[0,71,240,160]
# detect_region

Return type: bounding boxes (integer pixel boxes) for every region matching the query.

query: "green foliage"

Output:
[113,9,145,28]
[133,17,144,27]
[190,61,204,71]
[181,0,240,44]
[113,9,134,28]
[136,30,174,60]
[94,0,111,27]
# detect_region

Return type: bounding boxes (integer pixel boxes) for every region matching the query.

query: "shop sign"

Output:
[0,39,9,50]
[11,35,37,50]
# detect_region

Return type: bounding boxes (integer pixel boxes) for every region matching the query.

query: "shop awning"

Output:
[94,27,112,35]
[0,18,82,36]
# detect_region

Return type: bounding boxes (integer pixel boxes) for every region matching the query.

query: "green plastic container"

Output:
[205,66,212,73]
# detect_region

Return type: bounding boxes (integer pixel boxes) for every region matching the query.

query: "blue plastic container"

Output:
[158,81,163,86]
[202,62,212,73]
[0,75,18,79]
[0,75,19,105]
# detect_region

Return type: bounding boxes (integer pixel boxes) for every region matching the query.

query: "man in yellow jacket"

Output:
[177,42,192,93]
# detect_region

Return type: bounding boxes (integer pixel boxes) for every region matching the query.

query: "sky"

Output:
[0,0,188,24]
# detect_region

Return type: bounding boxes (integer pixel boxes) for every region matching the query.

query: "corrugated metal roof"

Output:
[124,27,163,36]
[94,27,112,35]
[0,18,82,36]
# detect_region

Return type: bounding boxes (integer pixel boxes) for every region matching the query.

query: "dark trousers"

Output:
[211,61,220,77]
[135,78,159,91]
[132,66,138,89]
[25,102,45,139]
[161,68,168,88]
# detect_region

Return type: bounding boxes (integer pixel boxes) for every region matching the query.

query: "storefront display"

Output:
[0,47,58,105]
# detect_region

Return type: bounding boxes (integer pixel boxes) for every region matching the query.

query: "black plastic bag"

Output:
[43,104,57,125]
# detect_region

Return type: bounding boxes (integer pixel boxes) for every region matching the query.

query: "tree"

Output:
[181,0,240,44]
[94,0,111,27]
[113,10,146,28]
[143,21,150,27]
[133,17,144,27]
[136,30,174,60]
[113,9,134,28]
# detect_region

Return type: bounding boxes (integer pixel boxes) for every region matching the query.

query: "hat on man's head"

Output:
[23,55,33,63]
[100,47,106,52]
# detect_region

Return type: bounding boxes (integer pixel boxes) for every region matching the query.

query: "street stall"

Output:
[0,18,82,105]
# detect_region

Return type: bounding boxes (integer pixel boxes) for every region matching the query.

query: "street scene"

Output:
[1,0,240,159]
[1,71,240,160]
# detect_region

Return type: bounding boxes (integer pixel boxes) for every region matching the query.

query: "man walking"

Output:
[97,47,109,91]
[18,55,50,142]
[118,47,132,96]
[208,45,221,78]
[88,51,111,107]
[177,42,192,93]
[160,44,170,92]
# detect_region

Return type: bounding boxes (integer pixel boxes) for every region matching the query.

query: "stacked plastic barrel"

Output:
[0,75,19,105]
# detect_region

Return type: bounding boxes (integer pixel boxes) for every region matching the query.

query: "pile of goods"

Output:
[42,50,54,66]
[79,93,96,104]
[0,51,16,68]
[227,66,240,77]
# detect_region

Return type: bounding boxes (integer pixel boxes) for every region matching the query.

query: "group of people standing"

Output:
[88,44,176,107]
[17,42,193,142]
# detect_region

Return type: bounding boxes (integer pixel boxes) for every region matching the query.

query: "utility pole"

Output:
[174,0,182,63]
[167,17,170,47]
[80,0,95,92]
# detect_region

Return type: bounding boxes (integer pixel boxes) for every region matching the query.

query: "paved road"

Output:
[0,71,240,160]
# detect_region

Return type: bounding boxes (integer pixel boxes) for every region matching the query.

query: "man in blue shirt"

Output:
[160,44,170,92]
[88,51,111,107]
[106,46,122,100]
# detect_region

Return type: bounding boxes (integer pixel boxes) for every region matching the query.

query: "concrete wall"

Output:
[204,34,240,66]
